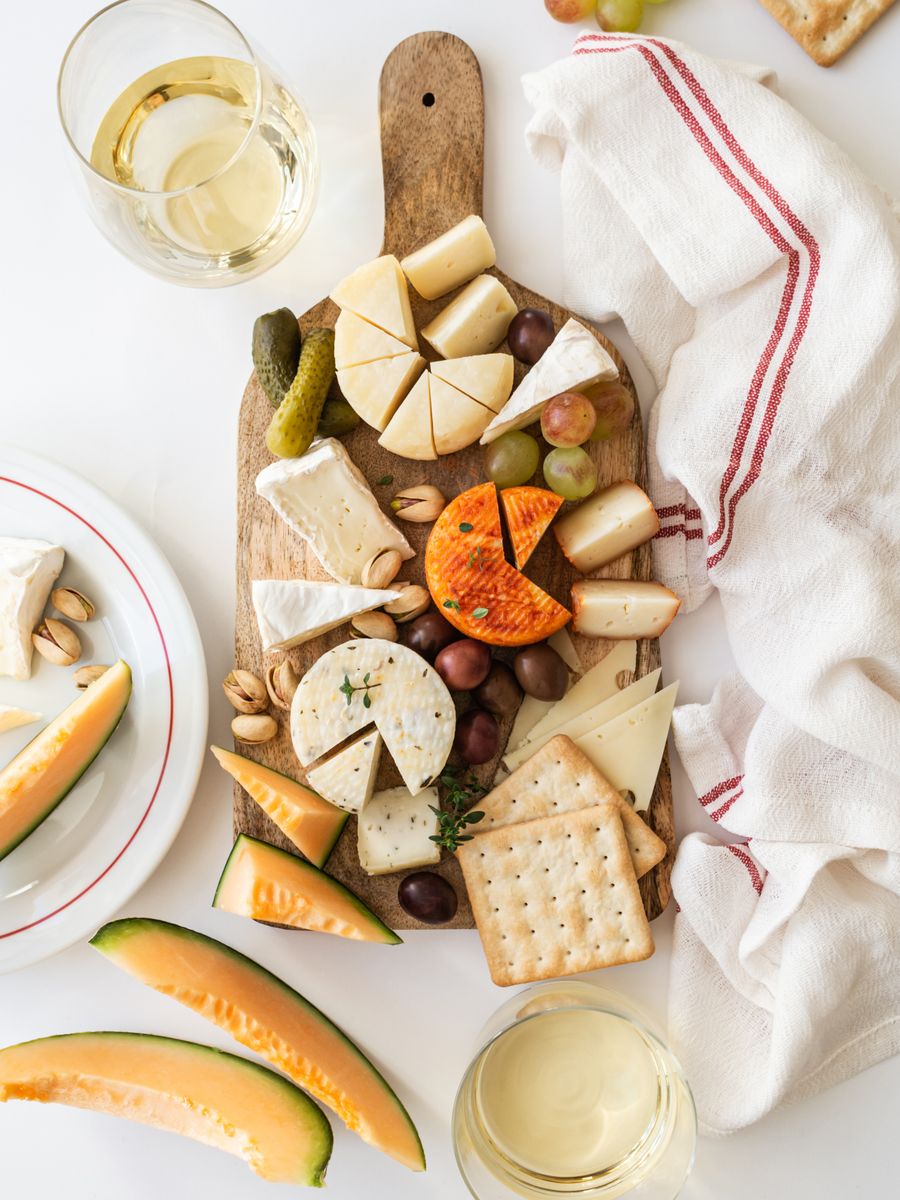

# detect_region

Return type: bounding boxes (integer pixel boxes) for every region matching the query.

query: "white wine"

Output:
[91,55,314,260]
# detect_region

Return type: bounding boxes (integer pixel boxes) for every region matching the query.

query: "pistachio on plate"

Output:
[223,669,268,714]
[350,610,398,641]
[231,713,278,744]
[361,548,402,590]
[73,664,110,690]
[51,587,96,622]
[265,660,299,710]
[389,485,446,523]
[383,584,431,624]
[32,618,81,667]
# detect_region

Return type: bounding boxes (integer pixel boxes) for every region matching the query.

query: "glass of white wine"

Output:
[58,0,319,286]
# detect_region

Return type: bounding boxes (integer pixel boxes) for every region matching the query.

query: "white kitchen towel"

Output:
[523,32,900,1134]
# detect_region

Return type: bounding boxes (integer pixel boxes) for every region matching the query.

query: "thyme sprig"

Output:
[429,769,486,851]
[339,671,381,709]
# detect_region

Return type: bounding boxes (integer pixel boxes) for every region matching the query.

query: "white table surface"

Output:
[2,0,898,1195]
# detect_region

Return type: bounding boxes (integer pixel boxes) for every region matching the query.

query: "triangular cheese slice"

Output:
[429,374,493,455]
[306,729,382,815]
[378,373,436,460]
[499,486,563,570]
[334,311,412,371]
[337,352,425,431]
[251,580,401,650]
[430,354,514,413]
[547,627,581,674]
[330,255,417,349]
[524,641,637,747]
[573,681,679,811]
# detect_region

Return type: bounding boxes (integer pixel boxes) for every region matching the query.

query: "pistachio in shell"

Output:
[265,660,299,710]
[73,664,110,690]
[361,548,402,590]
[231,713,278,744]
[32,618,81,667]
[383,584,431,624]
[350,610,399,641]
[51,587,95,622]
[389,485,446,523]
[223,669,268,714]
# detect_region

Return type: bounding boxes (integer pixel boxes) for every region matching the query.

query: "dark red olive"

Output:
[435,638,493,692]
[398,872,458,924]
[513,643,568,701]
[473,661,523,717]
[507,308,555,365]
[405,611,459,661]
[454,708,500,764]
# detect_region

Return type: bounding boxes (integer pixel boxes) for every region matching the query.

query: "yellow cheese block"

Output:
[420,275,517,359]
[337,352,425,432]
[429,374,493,455]
[378,373,436,460]
[400,215,496,300]
[330,255,417,349]
[430,353,514,413]
[334,310,413,370]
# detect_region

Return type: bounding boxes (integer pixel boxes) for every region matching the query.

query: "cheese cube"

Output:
[334,310,412,370]
[330,254,417,349]
[571,580,681,640]
[378,373,436,460]
[0,537,65,680]
[553,482,660,574]
[337,351,425,431]
[401,215,496,300]
[358,786,441,875]
[421,275,517,359]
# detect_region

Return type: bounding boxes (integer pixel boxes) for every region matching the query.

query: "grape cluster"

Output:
[544,0,669,35]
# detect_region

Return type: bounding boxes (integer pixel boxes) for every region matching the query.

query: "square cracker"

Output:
[457,805,654,987]
[756,0,897,67]
[481,735,667,880]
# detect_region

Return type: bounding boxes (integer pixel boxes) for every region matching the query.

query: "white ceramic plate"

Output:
[0,448,207,973]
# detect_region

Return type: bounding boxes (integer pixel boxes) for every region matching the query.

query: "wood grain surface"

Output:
[235,31,673,931]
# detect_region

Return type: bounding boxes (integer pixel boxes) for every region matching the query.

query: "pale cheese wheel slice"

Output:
[430,353,514,413]
[337,352,425,432]
[334,311,412,371]
[429,374,493,455]
[305,729,382,814]
[330,255,417,349]
[378,373,436,460]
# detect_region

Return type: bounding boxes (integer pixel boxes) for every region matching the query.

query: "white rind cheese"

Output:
[0,705,42,734]
[421,275,517,359]
[334,310,412,371]
[256,439,413,586]
[378,373,436,460]
[358,785,441,875]
[481,319,618,444]
[252,579,401,651]
[554,481,660,574]
[429,375,493,455]
[291,638,455,797]
[0,537,65,680]
[330,255,417,349]
[573,681,679,812]
[305,729,382,814]
[401,215,496,300]
[337,351,425,432]
[430,353,514,414]
[571,580,681,640]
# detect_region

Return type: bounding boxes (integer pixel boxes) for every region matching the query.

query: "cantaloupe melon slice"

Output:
[0,659,132,862]
[210,746,346,868]
[92,919,425,1172]
[213,834,402,944]
[0,1031,332,1186]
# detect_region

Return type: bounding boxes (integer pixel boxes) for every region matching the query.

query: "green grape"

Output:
[542,447,598,500]
[596,0,644,33]
[484,431,541,489]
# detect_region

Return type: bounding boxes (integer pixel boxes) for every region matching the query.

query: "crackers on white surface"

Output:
[756,0,897,66]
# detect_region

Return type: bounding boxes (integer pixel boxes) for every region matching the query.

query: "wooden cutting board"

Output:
[235,31,673,930]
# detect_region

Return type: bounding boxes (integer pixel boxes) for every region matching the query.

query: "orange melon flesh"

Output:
[92,919,425,1172]
[0,1032,332,1186]
[0,660,132,862]
[210,746,347,868]
[213,834,402,944]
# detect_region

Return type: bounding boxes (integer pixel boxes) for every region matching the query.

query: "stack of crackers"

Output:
[456,735,667,987]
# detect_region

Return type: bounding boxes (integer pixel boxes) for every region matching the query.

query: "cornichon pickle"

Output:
[266,328,336,458]
[317,395,360,439]
[252,307,301,407]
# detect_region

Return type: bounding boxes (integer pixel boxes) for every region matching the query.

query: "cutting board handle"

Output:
[379,32,485,257]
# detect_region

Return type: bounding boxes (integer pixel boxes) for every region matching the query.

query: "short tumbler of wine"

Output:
[58,0,319,286]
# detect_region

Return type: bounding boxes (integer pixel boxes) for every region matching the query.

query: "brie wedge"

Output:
[0,705,42,734]
[0,537,65,680]
[481,319,618,443]
[358,786,441,875]
[252,580,402,651]
[256,439,413,586]
[330,255,417,349]
[421,275,517,359]
[306,729,382,814]
[334,310,413,371]
[430,353,514,413]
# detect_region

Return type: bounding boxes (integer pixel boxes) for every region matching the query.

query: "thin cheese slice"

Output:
[401,215,496,300]
[573,681,679,812]
[337,352,425,432]
[503,669,661,772]
[421,275,517,359]
[378,373,436,460]
[430,354,514,413]
[358,786,441,875]
[305,729,382,814]
[429,374,493,455]
[330,254,417,348]
[251,579,401,650]
[548,628,581,674]
[523,641,637,748]
[334,310,412,370]
[508,695,555,752]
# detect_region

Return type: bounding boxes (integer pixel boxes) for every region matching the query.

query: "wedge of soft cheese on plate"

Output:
[571,580,681,640]
[429,374,494,455]
[337,351,425,431]
[256,439,413,586]
[0,705,41,734]
[334,310,413,371]
[430,353,514,413]
[378,373,436,460]
[291,638,455,797]
[554,481,660,573]
[252,579,402,651]
[330,254,417,349]
[305,729,382,815]
[481,319,618,444]
[357,786,441,875]
[401,215,496,300]
[421,275,517,359]
[0,537,65,680]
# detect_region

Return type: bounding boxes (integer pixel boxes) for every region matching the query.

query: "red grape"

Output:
[507,309,555,365]
[541,392,597,447]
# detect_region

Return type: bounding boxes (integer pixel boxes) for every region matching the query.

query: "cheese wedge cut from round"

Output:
[292,639,455,797]
[425,482,570,646]
[337,352,425,432]
[330,254,417,349]
[500,486,563,570]
[378,373,436,460]
[252,579,401,651]
[334,310,413,371]
[305,729,382,815]
[429,374,493,455]
[430,354,514,413]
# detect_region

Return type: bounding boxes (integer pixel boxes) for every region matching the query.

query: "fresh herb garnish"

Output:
[377,474,394,486]
[472,606,489,620]
[443,598,461,612]
[429,769,487,851]
[467,545,485,571]
[458,521,473,532]
[339,670,381,708]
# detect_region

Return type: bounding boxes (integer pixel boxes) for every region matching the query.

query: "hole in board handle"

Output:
[422,92,435,107]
